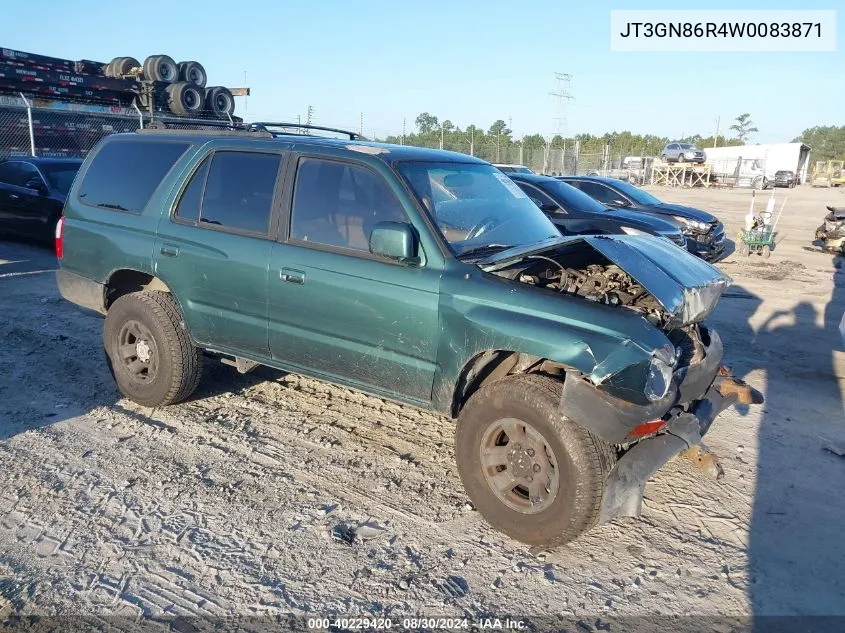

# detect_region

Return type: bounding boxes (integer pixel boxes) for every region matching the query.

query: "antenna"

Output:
[549,72,573,139]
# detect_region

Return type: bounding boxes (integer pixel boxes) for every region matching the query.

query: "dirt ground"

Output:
[1,184,844,627]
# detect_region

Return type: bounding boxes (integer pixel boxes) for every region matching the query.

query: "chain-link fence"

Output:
[0,93,241,161]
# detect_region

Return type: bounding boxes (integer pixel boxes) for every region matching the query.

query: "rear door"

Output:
[267,154,441,404]
[14,162,56,236]
[153,147,286,358]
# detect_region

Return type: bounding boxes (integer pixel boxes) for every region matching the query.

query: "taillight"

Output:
[55,216,64,259]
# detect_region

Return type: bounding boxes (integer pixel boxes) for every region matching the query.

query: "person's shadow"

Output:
[730,257,845,628]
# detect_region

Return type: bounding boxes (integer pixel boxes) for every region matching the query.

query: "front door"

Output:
[153,149,285,358]
[267,156,440,404]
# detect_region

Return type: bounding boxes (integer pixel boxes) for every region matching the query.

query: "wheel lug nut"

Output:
[533,464,541,472]
[527,448,535,457]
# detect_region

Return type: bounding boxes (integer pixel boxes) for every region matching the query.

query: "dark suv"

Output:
[56,125,760,548]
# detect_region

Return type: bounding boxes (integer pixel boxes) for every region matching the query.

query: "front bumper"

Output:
[560,327,763,523]
[685,223,726,261]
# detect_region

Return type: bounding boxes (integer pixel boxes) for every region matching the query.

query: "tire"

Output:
[677,154,685,163]
[103,291,203,407]
[177,61,207,88]
[165,82,204,116]
[107,56,140,77]
[205,86,235,118]
[660,154,667,162]
[143,54,179,83]
[455,374,616,547]
[738,242,749,256]
[762,245,771,259]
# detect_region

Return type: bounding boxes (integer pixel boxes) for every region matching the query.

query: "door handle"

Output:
[279,268,305,285]
[160,245,180,258]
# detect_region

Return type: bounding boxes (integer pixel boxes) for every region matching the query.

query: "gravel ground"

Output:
[0,184,844,627]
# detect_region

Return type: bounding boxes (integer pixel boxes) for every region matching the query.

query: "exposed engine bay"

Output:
[483,235,731,329]
[497,257,667,325]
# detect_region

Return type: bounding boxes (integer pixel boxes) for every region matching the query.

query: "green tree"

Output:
[415,112,439,134]
[793,125,845,162]
[729,113,758,143]
[488,119,512,140]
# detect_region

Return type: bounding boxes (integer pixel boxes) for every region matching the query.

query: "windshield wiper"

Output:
[457,243,513,260]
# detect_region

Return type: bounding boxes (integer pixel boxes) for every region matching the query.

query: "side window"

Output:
[290,158,408,253]
[579,182,618,205]
[199,151,280,234]
[17,163,42,188]
[0,162,21,185]
[173,157,210,223]
[79,140,189,212]
[516,182,559,211]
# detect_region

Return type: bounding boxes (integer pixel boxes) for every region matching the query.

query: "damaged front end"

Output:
[482,234,763,522]
[815,206,845,254]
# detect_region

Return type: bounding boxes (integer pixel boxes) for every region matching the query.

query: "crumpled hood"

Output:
[580,234,731,326]
[485,233,731,328]
[654,203,718,224]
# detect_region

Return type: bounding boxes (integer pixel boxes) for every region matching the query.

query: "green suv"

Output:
[56,125,762,547]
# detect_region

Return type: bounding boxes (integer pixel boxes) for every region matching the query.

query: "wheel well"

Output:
[451,350,568,418]
[105,270,171,309]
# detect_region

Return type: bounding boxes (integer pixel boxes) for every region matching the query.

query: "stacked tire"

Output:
[104,53,235,118]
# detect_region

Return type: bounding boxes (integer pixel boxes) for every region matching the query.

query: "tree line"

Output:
[378,112,843,162]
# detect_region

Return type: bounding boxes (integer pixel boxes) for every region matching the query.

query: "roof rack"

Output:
[247,122,361,140]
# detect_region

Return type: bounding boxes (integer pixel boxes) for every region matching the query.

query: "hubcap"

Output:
[116,320,158,383]
[480,418,559,514]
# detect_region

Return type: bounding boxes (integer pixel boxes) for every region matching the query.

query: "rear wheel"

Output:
[738,241,750,256]
[677,154,685,163]
[762,245,771,259]
[103,291,202,407]
[455,374,615,547]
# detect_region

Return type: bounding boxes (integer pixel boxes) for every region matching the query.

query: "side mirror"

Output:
[26,178,47,195]
[369,221,419,263]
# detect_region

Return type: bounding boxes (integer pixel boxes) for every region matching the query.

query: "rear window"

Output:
[78,140,189,213]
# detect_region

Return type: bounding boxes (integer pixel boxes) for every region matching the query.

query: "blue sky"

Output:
[1,0,841,142]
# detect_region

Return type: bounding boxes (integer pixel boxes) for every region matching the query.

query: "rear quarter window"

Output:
[78,140,190,213]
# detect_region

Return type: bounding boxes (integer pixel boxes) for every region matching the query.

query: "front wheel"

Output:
[762,245,771,259]
[103,291,203,407]
[455,374,615,547]
[677,154,685,163]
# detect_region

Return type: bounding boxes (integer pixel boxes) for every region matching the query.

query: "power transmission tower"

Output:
[547,72,573,173]
[305,105,314,134]
[549,72,573,139]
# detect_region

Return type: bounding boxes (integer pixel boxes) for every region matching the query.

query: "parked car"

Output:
[660,143,706,164]
[56,128,761,547]
[558,176,726,261]
[507,173,687,247]
[493,163,534,174]
[0,157,82,242]
[772,170,796,188]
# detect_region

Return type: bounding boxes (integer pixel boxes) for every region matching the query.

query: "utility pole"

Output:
[401,118,406,145]
[440,125,444,150]
[243,70,248,113]
[714,116,720,148]
[470,126,474,156]
[306,105,314,134]
[359,112,363,138]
